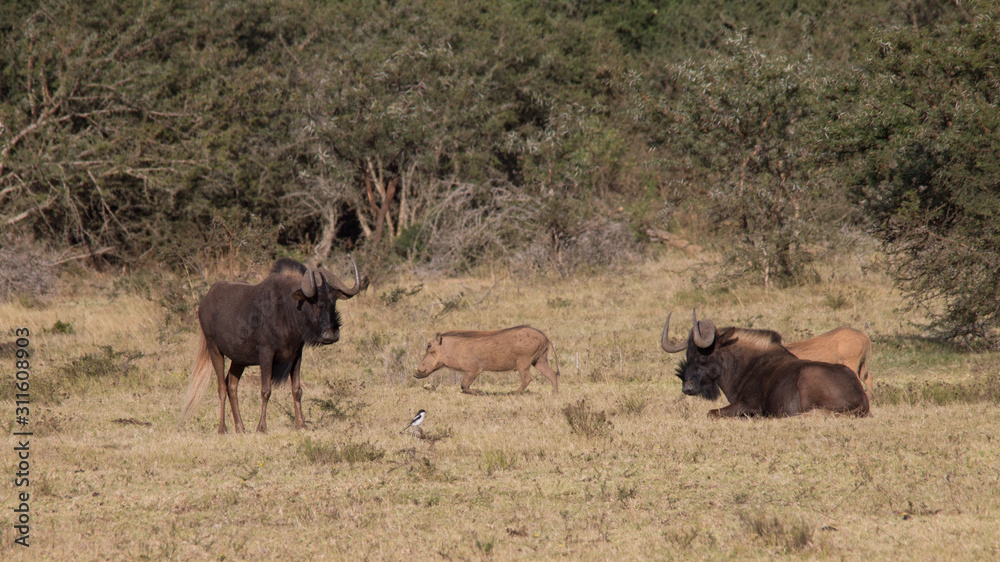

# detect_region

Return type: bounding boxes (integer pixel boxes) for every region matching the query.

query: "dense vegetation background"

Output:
[2,0,998,344]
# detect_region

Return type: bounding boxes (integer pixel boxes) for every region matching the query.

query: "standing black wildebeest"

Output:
[661,310,869,418]
[180,256,362,433]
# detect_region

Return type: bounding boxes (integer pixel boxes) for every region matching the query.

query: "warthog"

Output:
[662,310,869,417]
[180,256,362,433]
[414,325,559,395]
[785,327,873,400]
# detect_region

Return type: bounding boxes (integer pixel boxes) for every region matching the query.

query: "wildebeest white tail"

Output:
[179,330,214,422]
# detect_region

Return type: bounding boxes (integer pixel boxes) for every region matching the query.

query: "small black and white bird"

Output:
[400,409,426,434]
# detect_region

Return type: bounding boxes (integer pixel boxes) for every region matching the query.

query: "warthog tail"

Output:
[179,330,214,423]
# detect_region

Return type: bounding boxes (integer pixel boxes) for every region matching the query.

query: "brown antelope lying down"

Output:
[414,326,559,395]
[662,311,869,418]
[785,327,873,400]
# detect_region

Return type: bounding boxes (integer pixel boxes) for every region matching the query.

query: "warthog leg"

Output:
[533,353,559,395]
[516,363,533,394]
[226,364,246,433]
[461,369,484,395]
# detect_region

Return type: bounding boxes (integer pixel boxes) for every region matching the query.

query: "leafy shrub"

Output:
[653,32,831,287]
[821,2,1000,346]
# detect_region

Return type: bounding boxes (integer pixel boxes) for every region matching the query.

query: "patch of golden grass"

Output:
[1,249,999,559]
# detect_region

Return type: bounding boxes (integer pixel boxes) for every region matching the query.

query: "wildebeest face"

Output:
[294,283,342,345]
[414,337,444,378]
[675,342,722,400]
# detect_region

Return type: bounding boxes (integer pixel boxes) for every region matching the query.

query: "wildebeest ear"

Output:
[293,289,307,302]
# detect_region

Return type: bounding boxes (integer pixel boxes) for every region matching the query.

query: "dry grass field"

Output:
[2,248,999,560]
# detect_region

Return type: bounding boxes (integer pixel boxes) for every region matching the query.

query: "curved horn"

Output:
[319,253,363,299]
[661,312,688,353]
[692,309,716,348]
[300,268,320,299]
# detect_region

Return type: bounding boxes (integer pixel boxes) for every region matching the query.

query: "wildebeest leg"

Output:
[533,352,559,394]
[708,403,756,418]
[257,348,276,433]
[226,364,247,433]
[206,339,229,434]
[289,353,305,429]
[461,369,484,395]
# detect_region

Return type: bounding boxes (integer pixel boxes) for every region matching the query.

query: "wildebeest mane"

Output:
[718,327,783,350]
[270,257,307,276]
[271,355,298,386]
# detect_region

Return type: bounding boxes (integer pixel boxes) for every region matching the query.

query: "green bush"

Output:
[820,1,1000,346]
[648,32,831,286]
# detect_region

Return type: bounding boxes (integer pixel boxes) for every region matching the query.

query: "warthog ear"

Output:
[435,333,443,345]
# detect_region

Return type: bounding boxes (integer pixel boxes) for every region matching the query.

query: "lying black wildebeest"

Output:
[180,256,362,433]
[661,310,869,417]
[414,326,559,395]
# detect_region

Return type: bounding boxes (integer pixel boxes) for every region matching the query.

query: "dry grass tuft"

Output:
[300,437,385,464]
[562,398,612,437]
[739,511,814,552]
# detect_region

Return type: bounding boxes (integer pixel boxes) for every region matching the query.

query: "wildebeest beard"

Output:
[675,358,721,400]
[305,308,341,347]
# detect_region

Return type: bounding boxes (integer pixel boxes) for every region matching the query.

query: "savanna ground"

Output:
[2,247,999,560]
